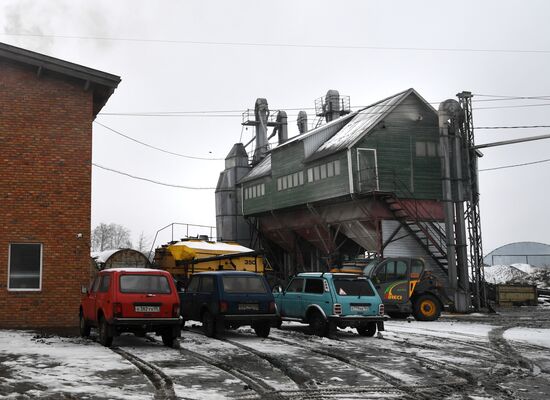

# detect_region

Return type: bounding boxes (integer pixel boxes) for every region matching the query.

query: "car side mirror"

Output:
[272,284,283,294]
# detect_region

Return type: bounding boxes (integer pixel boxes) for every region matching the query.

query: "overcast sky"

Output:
[2,0,550,254]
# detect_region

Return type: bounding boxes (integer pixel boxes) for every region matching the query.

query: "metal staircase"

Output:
[382,193,449,275]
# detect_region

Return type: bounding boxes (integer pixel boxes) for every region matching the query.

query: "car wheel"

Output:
[79,313,91,337]
[202,311,217,338]
[357,322,377,337]
[412,295,441,321]
[98,317,113,347]
[308,311,327,337]
[387,312,410,319]
[161,331,176,347]
[253,322,271,338]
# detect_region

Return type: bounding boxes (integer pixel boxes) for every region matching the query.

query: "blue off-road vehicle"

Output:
[180,271,278,338]
[273,273,386,337]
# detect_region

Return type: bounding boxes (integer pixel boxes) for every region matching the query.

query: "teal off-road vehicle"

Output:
[273,273,386,337]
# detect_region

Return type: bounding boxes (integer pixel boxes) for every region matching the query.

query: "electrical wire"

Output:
[92,163,216,189]
[4,32,550,55]
[93,121,224,160]
[475,125,550,130]
[479,158,550,172]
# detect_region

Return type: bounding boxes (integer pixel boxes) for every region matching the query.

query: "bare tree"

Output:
[92,223,132,251]
[135,231,151,254]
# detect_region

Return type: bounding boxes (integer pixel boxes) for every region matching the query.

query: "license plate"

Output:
[135,306,160,313]
[238,303,259,311]
[351,305,369,312]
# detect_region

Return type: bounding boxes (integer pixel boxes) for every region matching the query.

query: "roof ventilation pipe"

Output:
[276,110,288,144]
[297,111,308,134]
[324,89,341,122]
[253,98,269,164]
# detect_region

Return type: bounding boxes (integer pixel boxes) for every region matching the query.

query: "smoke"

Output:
[1,0,117,53]
[2,0,56,52]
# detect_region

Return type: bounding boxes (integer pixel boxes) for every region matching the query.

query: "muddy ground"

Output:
[1,308,549,399]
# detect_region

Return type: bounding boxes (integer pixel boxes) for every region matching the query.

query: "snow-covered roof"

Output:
[91,249,122,264]
[91,248,149,264]
[171,240,254,253]
[101,268,159,273]
[307,88,435,162]
[240,153,271,183]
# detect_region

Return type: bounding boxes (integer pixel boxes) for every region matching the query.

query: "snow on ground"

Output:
[385,319,495,340]
[0,330,152,399]
[503,327,550,349]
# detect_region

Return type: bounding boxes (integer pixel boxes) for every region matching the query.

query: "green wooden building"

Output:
[216,88,447,280]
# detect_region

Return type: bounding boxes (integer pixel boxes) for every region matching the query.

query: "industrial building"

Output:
[484,242,550,267]
[0,42,120,329]
[216,89,451,285]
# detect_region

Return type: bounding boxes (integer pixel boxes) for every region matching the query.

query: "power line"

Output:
[475,125,550,130]
[92,163,216,189]
[479,158,550,172]
[93,121,224,160]
[4,32,550,55]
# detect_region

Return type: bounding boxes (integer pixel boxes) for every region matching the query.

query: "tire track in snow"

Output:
[111,346,178,400]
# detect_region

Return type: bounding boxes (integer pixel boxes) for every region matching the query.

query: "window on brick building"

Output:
[8,243,42,290]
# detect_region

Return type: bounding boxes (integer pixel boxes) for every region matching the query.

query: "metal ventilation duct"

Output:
[297,111,308,134]
[253,98,269,164]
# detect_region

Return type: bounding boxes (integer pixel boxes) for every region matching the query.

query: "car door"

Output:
[372,259,410,307]
[196,275,216,314]
[82,277,100,322]
[279,278,304,318]
[95,273,112,320]
[182,276,200,321]
[300,278,326,316]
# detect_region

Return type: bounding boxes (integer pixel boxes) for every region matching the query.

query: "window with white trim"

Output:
[245,183,266,199]
[307,160,341,183]
[8,243,42,290]
[276,171,306,191]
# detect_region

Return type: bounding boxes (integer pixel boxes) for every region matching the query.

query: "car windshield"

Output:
[222,276,268,293]
[119,274,171,294]
[333,278,375,297]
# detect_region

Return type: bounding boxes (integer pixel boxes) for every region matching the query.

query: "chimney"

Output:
[276,111,288,144]
[297,111,308,134]
[253,98,269,164]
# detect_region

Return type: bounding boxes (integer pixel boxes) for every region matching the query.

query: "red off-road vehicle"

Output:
[80,268,182,347]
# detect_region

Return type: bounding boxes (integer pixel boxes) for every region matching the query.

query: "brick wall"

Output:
[0,59,93,329]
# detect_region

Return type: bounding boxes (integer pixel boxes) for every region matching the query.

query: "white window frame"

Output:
[356,148,379,191]
[8,243,43,291]
[334,160,341,176]
[298,171,304,185]
[307,168,314,183]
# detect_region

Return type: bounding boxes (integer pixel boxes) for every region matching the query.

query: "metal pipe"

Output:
[473,133,550,149]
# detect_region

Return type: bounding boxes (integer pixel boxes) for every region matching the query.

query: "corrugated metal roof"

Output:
[239,153,271,183]
[276,111,357,149]
[307,89,413,162]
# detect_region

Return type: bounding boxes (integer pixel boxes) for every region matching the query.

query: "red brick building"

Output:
[0,42,120,329]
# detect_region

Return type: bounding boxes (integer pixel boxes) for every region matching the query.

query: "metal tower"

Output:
[457,91,487,310]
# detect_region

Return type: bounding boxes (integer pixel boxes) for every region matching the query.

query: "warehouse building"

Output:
[0,42,120,329]
[484,242,550,267]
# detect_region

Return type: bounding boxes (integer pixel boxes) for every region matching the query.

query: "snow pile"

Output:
[484,265,528,284]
